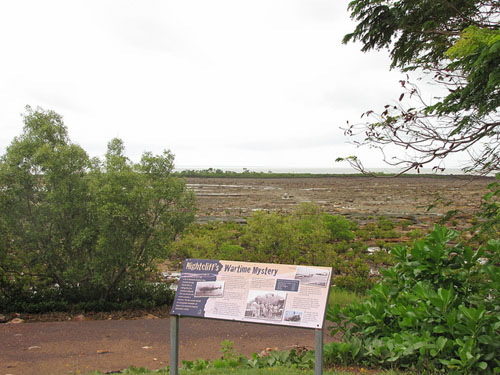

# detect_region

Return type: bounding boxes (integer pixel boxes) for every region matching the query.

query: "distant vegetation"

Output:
[170,203,407,293]
[174,167,474,179]
[175,167,368,178]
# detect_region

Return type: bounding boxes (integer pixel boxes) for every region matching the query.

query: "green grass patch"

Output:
[329,287,365,308]
[90,366,406,374]
[176,368,402,375]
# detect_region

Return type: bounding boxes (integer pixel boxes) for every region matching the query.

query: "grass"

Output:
[329,287,365,308]
[176,368,402,375]
[91,366,406,374]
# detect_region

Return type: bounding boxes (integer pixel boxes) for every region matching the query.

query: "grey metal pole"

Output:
[170,315,179,375]
[314,328,323,375]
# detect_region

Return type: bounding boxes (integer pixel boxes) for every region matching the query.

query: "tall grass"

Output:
[329,287,365,308]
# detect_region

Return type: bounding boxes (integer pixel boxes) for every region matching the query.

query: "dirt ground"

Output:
[188,175,493,229]
[0,317,336,375]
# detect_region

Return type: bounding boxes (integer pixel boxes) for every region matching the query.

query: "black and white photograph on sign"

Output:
[244,290,286,321]
[294,266,330,287]
[284,310,303,322]
[194,281,225,297]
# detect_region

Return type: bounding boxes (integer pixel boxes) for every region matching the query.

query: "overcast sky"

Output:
[0,0,463,171]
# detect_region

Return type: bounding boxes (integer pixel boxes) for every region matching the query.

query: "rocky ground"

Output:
[188,175,493,230]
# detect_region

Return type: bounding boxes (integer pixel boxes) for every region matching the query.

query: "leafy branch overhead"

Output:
[339,0,500,175]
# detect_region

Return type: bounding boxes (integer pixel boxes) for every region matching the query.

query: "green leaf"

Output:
[436,336,448,351]
[477,361,488,370]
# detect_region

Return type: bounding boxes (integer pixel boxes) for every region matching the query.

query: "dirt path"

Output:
[0,317,334,375]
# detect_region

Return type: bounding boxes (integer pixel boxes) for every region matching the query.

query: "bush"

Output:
[0,281,175,313]
[326,226,500,374]
[323,214,355,241]
[172,204,391,294]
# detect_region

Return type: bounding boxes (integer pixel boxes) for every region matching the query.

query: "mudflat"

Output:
[189,175,493,228]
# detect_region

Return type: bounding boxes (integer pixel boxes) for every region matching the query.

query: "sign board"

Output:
[171,259,332,329]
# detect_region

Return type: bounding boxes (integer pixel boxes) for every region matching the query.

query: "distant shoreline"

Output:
[174,168,493,180]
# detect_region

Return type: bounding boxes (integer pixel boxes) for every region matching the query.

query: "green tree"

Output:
[338,0,500,175]
[88,138,196,298]
[0,107,92,295]
[0,106,196,301]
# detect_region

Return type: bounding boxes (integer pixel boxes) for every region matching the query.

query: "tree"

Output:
[0,106,197,300]
[88,138,197,298]
[0,107,92,296]
[338,0,500,175]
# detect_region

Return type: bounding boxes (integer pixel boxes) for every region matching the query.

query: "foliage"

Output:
[326,225,500,374]
[92,365,404,375]
[0,281,175,313]
[172,203,399,293]
[241,204,335,265]
[174,167,369,179]
[339,0,500,175]
[95,341,408,374]
[331,253,374,293]
[329,286,366,308]
[323,214,355,241]
[180,340,316,372]
[0,106,196,306]
[170,221,244,264]
[475,173,500,237]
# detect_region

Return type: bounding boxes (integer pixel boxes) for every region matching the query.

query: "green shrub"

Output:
[323,214,355,241]
[332,253,374,293]
[172,204,393,294]
[0,281,175,313]
[377,216,395,231]
[326,226,500,374]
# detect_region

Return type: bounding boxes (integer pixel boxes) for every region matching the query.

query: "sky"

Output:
[0,0,467,171]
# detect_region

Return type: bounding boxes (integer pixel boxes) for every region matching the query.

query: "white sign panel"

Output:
[171,259,332,329]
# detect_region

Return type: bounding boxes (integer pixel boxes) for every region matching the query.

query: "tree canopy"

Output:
[0,106,197,301]
[339,0,500,174]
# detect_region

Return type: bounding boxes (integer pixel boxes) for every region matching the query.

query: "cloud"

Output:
[0,0,412,170]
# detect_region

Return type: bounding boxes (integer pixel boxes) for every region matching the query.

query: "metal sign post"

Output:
[315,328,324,375]
[170,315,179,375]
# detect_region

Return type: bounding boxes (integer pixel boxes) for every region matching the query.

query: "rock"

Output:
[8,318,24,324]
[72,314,86,321]
[96,350,112,355]
[259,347,279,357]
[0,314,7,323]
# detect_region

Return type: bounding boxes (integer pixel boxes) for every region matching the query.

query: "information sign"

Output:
[171,259,332,329]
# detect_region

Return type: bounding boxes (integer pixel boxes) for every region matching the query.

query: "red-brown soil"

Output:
[0,317,336,375]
